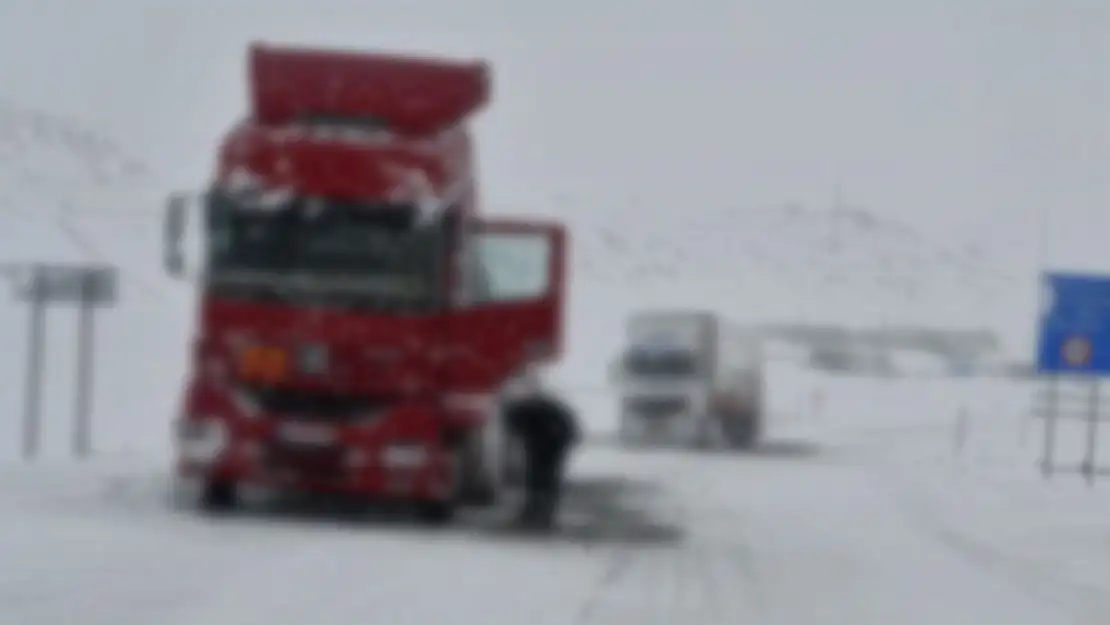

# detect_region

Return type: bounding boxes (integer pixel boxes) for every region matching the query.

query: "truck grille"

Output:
[245,386,384,422]
[625,396,689,419]
[264,442,344,477]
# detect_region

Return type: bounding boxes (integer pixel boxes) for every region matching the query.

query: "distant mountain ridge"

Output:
[0,99,152,216]
[520,198,1024,334]
[0,99,168,300]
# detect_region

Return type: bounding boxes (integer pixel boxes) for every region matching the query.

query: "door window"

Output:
[467,230,553,303]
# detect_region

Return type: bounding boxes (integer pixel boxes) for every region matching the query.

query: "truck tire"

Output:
[457,431,497,505]
[617,414,643,447]
[694,415,717,449]
[722,412,762,451]
[415,499,456,525]
[200,480,237,512]
[516,494,559,532]
[415,449,462,525]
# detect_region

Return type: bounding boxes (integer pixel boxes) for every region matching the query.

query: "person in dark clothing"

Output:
[503,390,580,529]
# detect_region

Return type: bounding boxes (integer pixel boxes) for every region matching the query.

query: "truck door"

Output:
[445,218,566,392]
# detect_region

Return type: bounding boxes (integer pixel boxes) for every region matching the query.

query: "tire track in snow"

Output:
[571,453,772,625]
[571,452,703,625]
[572,546,638,624]
[840,427,1109,625]
[166,536,439,625]
[873,463,1109,625]
[666,470,773,625]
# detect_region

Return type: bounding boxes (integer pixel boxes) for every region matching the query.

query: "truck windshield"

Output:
[204,189,449,311]
[623,347,701,377]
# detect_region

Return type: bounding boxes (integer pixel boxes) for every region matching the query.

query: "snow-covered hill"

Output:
[556,200,1020,316]
[0,99,150,207]
[0,100,167,282]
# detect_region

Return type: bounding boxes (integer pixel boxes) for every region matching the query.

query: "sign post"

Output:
[0,262,117,460]
[1035,272,1110,482]
[23,274,46,460]
[1082,381,1100,485]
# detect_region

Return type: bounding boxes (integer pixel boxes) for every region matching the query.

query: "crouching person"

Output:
[504,391,581,530]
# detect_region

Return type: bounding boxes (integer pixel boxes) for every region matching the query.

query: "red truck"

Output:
[162,43,567,523]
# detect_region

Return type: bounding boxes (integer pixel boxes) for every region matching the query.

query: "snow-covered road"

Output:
[3,426,1105,625]
[573,443,1098,625]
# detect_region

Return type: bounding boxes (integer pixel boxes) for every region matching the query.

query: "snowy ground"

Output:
[2,376,1107,625]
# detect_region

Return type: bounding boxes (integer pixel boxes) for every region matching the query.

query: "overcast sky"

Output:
[1,0,1107,272]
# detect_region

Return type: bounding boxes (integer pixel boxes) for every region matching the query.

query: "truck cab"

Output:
[164,43,567,521]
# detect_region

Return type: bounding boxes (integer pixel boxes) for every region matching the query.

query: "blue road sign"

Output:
[1036,272,1110,375]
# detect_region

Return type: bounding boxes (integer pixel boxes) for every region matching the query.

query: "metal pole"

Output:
[73,275,96,458]
[22,266,46,461]
[1041,376,1058,478]
[1083,379,1100,485]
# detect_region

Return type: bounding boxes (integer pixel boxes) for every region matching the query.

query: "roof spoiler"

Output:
[249,42,491,135]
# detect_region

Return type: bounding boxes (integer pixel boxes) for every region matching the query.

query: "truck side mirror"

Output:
[164,192,190,278]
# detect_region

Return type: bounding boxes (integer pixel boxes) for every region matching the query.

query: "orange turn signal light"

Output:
[238,346,288,382]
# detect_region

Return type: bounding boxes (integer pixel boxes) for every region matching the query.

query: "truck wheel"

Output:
[723,414,762,451]
[200,480,237,512]
[416,449,461,525]
[694,416,716,450]
[516,494,559,532]
[415,499,456,525]
[458,431,498,506]
[617,416,642,448]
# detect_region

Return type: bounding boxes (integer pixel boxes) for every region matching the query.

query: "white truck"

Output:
[611,310,764,450]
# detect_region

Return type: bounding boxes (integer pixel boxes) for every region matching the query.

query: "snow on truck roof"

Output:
[218,123,471,203]
[215,43,483,207]
[249,42,491,135]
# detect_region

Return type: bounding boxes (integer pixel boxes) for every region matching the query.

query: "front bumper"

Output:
[175,419,454,501]
[619,409,713,447]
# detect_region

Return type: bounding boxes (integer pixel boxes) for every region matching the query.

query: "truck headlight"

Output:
[231,390,262,419]
[381,444,427,469]
[177,418,228,463]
